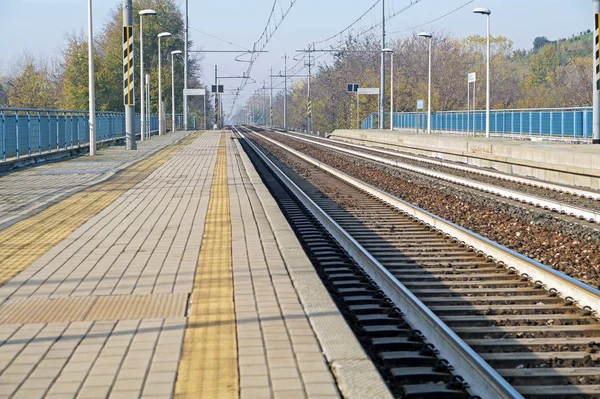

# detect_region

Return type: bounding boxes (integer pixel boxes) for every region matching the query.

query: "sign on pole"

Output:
[123,26,134,105]
[357,88,379,95]
[468,72,476,83]
[417,100,425,110]
[184,88,207,96]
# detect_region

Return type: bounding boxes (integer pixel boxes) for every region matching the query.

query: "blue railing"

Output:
[0,108,189,162]
[361,107,593,139]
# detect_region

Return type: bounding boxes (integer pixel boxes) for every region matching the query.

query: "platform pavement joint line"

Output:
[175,132,239,399]
[0,132,201,288]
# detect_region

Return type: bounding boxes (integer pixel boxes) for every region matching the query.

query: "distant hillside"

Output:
[524,31,592,64]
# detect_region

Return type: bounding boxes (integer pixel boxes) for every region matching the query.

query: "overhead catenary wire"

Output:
[189,27,250,51]
[387,0,474,35]
[229,0,300,119]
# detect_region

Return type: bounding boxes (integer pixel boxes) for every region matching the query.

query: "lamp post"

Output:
[473,8,491,138]
[171,50,182,132]
[87,0,96,156]
[139,9,156,141]
[418,32,433,134]
[383,48,394,131]
[157,32,172,135]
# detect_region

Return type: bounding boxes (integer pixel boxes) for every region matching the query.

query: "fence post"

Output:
[38,113,41,154]
[519,112,523,136]
[1,112,5,161]
[56,112,59,150]
[15,113,19,159]
[27,112,31,156]
[70,113,74,148]
[47,113,51,152]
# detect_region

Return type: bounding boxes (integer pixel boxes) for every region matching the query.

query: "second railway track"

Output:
[234,126,600,399]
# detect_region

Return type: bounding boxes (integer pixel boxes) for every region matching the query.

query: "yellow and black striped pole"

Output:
[594,0,600,144]
[123,0,136,150]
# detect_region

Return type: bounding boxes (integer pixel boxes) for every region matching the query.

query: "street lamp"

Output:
[87,0,96,156]
[473,7,491,138]
[418,32,433,134]
[171,50,182,132]
[383,48,394,131]
[139,9,157,141]
[157,32,172,135]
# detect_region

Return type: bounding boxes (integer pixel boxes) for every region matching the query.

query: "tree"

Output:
[533,36,551,53]
[60,33,93,110]
[6,54,59,109]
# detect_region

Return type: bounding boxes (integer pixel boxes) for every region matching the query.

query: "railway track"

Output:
[234,126,600,399]
[268,129,600,224]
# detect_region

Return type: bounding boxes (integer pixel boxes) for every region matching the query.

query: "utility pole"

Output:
[123,0,136,150]
[594,0,600,143]
[214,65,219,129]
[88,0,96,156]
[184,0,189,131]
[270,67,274,126]
[262,82,267,126]
[307,44,313,133]
[379,0,386,129]
[284,54,288,130]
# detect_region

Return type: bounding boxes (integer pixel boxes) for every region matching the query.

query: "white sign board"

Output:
[184,88,207,96]
[357,88,379,95]
[468,72,476,83]
[417,100,425,110]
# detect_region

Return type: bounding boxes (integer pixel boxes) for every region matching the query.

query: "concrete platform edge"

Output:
[233,138,393,399]
[330,129,600,189]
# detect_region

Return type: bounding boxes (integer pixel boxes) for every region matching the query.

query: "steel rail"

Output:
[236,127,523,399]
[286,129,600,200]
[252,131,600,313]
[272,130,600,223]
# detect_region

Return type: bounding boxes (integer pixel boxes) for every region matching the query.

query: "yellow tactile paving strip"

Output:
[0,293,188,324]
[0,133,199,287]
[175,133,239,399]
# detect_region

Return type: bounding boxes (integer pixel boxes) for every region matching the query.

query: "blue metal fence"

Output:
[0,108,190,162]
[361,107,593,139]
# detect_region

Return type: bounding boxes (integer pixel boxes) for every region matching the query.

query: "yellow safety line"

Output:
[175,133,238,399]
[0,133,199,286]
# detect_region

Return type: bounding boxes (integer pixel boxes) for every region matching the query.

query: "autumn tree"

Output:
[6,54,59,109]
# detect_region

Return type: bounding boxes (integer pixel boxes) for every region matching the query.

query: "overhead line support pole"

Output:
[88,0,96,156]
[379,0,386,129]
[184,0,189,131]
[123,0,136,150]
[594,0,600,143]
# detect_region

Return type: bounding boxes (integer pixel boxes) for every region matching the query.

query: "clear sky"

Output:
[0,0,590,117]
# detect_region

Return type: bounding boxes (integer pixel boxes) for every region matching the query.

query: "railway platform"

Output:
[331,129,600,189]
[0,130,390,399]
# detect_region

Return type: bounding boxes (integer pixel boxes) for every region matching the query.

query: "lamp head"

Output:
[473,7,491,15]
[418,32,433,38]
[139,9,157,16]
[158,32,172,39]
[171,50,183,55]
[382,48,393,53]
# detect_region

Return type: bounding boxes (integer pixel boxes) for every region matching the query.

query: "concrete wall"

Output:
[329,129,600,190]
